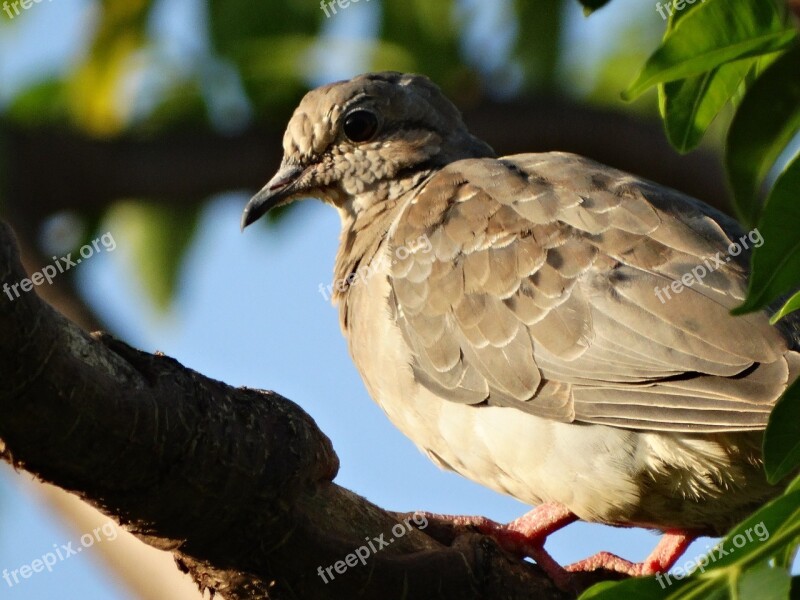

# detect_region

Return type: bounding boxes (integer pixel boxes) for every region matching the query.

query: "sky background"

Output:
[0,0,742,597]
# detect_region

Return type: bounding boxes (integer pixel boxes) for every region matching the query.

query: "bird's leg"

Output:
[471,503,579,553]
[420,503,578,588]
[565,529,695,576]
[420,507,696,589]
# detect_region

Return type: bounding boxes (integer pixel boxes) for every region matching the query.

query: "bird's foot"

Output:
[566,530,695,577]
[419,508,696,591]
[419,503,578,590]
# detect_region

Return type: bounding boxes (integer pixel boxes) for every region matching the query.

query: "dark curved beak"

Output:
[241,163,305,230]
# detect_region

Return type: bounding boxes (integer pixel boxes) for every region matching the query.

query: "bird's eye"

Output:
[343,110,379,143]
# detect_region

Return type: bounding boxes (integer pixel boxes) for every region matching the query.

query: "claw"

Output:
[420,503,579,590]
[416,506,697,592]
[566,530,695,577]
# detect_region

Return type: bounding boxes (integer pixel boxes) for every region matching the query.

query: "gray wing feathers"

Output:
[388,152,797,432]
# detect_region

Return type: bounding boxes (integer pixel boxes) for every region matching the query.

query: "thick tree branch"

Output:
[0,221,616,599]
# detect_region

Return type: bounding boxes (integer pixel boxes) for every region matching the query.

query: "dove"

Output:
[241,71,799,586]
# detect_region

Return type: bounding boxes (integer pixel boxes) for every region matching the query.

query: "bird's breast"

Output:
[342,248,647,522]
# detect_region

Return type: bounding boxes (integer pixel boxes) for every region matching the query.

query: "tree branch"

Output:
[2,96,731,228]
[0,220,611,599]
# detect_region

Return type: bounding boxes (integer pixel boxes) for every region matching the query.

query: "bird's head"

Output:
[241,71,495,229]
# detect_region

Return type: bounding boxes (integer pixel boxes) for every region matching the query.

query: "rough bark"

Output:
[0,220,621,599]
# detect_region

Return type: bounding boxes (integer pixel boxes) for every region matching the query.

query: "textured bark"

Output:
[0,220,614,599]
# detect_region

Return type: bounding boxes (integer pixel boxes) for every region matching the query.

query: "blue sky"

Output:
[0,0,732,597]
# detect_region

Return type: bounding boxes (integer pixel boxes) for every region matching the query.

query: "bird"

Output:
[240,71,800,588]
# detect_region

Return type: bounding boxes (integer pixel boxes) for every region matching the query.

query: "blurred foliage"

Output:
[7,79,71,125]
[582,0,800,597]
[5,0,643,312]
[513,0,566,90]
[208,0,324,119]
[69,0,154,134]
[104,201,201,310]
[381,1,464,86]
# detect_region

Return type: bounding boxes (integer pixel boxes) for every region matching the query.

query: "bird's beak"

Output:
[241,163,305,230]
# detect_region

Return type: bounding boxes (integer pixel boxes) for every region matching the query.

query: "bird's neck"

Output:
[331,169,432,327]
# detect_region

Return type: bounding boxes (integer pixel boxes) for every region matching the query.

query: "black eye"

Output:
[343,110,379,143]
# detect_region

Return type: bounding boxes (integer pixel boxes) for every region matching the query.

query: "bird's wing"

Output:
[388,152,798,432]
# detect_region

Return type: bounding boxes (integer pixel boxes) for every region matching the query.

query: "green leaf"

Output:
[732,151,800,315]
[657,0,755,153]
[660,59,753,152]
[581,489,800,599]
[624,0,796,100]
[579,575,682,600]
[763,379,800,483]
[664,0,699,30]
[105,201,201,311]
[775,538,799,570]
[726,44,800,226]
[770,291,800,325]
[707,490,800,572]
[738,562,792,600]
[786,473,800,496]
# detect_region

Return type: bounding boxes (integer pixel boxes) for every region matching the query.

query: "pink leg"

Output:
[566,530,695,576]
[422,503,578,589]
